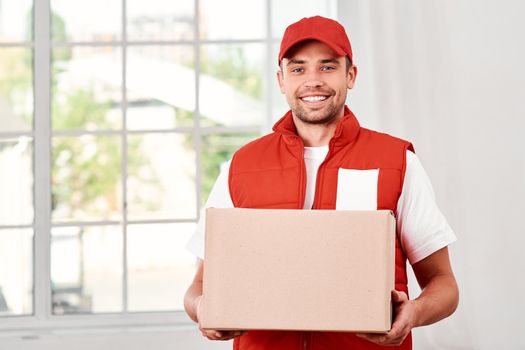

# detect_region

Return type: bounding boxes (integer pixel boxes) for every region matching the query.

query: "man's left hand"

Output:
[356,290,418,346]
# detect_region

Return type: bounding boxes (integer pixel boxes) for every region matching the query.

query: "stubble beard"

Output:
[290,89,344,125]
[293,101,339,125]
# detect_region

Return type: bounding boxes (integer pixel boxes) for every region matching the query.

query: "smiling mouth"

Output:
[301,95,328,102]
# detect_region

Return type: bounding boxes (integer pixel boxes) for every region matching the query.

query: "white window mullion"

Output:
[194,0,202,220]
[263,0,273,133]
[122,0,129,314]
[33,0,52,321]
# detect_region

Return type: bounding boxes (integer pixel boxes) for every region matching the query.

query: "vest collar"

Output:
[272,105,361,147]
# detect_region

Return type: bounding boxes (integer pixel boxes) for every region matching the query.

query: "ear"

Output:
[277,69,285,94]
[346,65,358,90]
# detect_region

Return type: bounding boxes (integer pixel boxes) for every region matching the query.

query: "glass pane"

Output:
[271,0,338,38]
[127,223,196,312]
[200,44,264,127]
[0,48,33,132]
[127,133,196,220]
[127,46,194,130]
[52,135,122,222]
[51,0,121,42]
[201,133,258,204]
[127,0,194,41]
[52,46,122,130]
[0,0,33,42]
[200,0,265,40]
[0,137,33,225]
[0,229,33,316]
[51,226,122,314]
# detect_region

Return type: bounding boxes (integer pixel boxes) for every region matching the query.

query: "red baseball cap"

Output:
[278,16,353,65]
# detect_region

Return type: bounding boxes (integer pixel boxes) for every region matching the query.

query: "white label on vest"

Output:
[336,168,379,210]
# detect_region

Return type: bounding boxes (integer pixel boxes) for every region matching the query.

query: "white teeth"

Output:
[302,96,327,102]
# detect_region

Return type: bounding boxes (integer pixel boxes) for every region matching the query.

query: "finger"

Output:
[199,327,212,337]
[215,331,243,341]
[202,331,218,340]
[203,330,246,341]
[387,319,404,339]
[355,333,387,344]
[217,331,239,339]
[359,332,402,346]
[196,296,203,318]
[381,333,409,346]
[389,313,412,341]
[207,331,222,340]
[223,330,246,338]
[382,324,410,346]
[391,290,408,303]
[204,330,223,340]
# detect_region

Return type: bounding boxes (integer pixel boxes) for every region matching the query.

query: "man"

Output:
[184,16,458,349]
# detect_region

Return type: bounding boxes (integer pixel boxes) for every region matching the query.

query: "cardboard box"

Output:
[201,208,395,333]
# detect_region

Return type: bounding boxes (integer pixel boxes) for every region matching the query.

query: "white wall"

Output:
[339,1,525,349]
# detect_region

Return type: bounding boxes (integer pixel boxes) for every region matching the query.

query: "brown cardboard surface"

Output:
[201,208,395,333]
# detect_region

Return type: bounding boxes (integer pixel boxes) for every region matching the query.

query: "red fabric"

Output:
[229,106,413,350]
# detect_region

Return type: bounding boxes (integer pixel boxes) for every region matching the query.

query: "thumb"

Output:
[391,290,408,303]
[196,296,203,323]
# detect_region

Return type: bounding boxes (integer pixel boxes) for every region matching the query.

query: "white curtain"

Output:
[339,1,525,349]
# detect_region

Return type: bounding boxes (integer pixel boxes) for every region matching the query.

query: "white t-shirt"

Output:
[186,148,456,265]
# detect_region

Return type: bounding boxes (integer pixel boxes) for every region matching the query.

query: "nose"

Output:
[303,71,324,88]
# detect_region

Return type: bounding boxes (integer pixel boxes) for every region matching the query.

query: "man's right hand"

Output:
[196,295,247,341]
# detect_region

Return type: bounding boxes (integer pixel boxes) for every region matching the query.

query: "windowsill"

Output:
[0,321,228,350]
[0,310,196,337]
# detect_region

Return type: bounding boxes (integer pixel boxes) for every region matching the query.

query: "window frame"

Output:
[0,0,275,332]
[0,0,338,333]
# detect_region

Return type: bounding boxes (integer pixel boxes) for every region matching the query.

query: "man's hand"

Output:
[356,290,417,346]
[196,295,247,341]
[357,247,459,346]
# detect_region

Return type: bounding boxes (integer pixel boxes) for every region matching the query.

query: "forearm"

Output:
[412,273,459,328]
[184,282,202,323]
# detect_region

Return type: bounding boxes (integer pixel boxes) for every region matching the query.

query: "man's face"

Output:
[277,40,357,125]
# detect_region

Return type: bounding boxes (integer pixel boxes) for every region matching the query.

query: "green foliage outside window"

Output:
[200,47,262,100]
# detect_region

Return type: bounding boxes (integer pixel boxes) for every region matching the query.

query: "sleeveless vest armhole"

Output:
[402,142,415,186]
[395,142,415,217]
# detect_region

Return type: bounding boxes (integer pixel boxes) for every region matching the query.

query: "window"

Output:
[0,0,34,318]
[0,0,336,330]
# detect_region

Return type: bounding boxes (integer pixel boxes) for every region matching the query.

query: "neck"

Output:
[292,112,344,147]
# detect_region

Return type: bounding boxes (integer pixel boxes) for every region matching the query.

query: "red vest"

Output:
[228,106,414,350]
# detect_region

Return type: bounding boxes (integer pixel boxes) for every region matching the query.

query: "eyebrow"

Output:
[286,58,340,66]
[286,59,306,66]
[320,58,340,65]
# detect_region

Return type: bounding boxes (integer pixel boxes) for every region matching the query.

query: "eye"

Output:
[321,65,336,71]
[290,67,304,73]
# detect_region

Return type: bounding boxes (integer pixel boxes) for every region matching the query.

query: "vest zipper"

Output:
[302,331,309,350]
[298,141,307,209]
[311,140,334,210]
[303,331,313,350]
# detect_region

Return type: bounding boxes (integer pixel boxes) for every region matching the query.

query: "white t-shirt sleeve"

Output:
[397,151,457,264]
[185,161,234,260]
